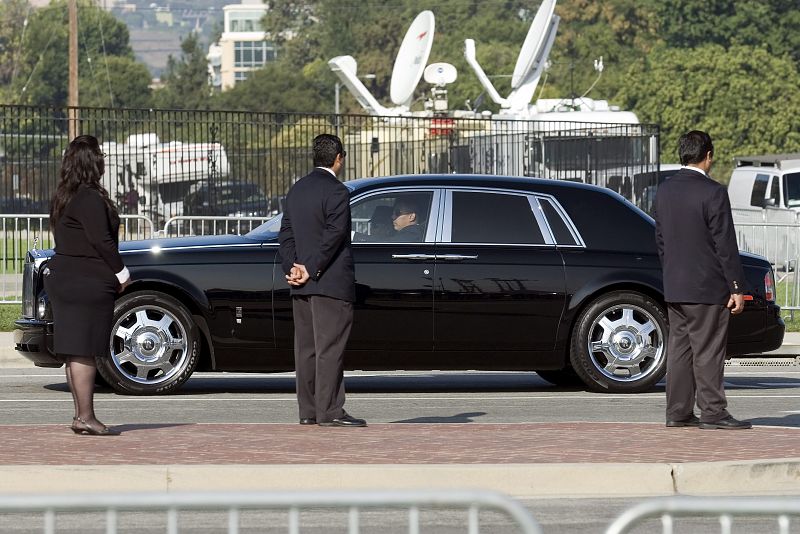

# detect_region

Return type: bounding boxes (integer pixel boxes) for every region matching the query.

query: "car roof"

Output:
[344,174,618,197]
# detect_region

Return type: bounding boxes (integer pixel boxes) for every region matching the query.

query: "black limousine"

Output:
[15,175,784,394]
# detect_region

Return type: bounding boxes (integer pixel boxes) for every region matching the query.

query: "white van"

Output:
[727,154,800,265]
[728,154,800,222]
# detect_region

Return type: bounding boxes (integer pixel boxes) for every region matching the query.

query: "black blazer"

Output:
[654,167,745,304]
[54,185,124,276]
[278,168,355,302]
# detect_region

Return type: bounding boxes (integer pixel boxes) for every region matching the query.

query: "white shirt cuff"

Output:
[115,267,131,284]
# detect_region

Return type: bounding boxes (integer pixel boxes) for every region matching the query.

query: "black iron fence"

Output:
[0,105,660,223]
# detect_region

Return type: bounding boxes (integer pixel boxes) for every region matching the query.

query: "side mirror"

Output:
[764,198,776,207]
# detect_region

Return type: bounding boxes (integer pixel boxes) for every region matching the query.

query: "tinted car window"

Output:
[351,191,434,243]
[451,191,544,244]
[540,198,578,246]
[750,174,769,207]
[555,188,656,253]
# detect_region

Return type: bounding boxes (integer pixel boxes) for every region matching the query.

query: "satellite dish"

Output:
[511,0,557,89]
[390,10,435,106]
[424,63,457,85]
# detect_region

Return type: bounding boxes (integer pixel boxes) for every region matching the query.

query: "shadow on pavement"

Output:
[110,423,192,434]
[391,411,487,423]
[748,414,800,428]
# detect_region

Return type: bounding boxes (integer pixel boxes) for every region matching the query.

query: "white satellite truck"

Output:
[727,154,800,265]
[100,133,230,226]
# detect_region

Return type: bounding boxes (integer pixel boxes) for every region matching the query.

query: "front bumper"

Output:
[13,319,60,368]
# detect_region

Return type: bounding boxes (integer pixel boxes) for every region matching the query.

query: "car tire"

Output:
[97,291,200,395]
[535,368,584,388]
[569,291,667,393]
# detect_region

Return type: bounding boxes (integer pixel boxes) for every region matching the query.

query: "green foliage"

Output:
[8,0,134,107]
[80,56,152,109]
[215,62,324,114]
[0,0,28,91]
[154,32,211,110]
[616,44,800,182]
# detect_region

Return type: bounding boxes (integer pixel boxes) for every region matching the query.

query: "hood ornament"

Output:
[32,237,39,251]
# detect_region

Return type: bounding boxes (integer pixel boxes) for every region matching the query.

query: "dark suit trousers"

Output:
[292,295,353,422]
[666,303,731,423]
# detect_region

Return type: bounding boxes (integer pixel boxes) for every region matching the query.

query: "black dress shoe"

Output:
[699,416,752,430]
[665,415,700,428]
[299,418,316,425]
[318,413,367,427]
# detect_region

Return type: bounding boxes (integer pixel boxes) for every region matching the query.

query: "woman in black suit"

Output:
[44,135,130,436]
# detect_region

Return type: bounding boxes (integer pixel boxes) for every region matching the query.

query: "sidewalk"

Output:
[0,422,799,497]
[1,331,799,498]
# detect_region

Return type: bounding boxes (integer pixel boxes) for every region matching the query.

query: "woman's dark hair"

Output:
[50,135,116,221]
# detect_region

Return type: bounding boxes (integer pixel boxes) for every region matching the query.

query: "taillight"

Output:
[765,270,775,302]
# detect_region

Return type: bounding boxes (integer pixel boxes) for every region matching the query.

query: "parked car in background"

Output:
[183,181,274,218]
[15,174,784,395]
[0,196,48,214]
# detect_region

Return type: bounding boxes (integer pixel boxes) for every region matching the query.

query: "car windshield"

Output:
[246,213,282,237]
[784,173,800,207]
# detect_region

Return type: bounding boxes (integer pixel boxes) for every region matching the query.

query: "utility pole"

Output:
[68,0,79,140]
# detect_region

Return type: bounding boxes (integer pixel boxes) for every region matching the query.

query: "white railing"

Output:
[734,222,800,311]
[0,214,155,304]
[162,215,272,238]
[0,490,542,534]
[606,496,800,534]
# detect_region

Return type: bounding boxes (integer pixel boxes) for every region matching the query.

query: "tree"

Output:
[0,0,29,92]
[616,44,800,182]
[8,0,139,107]
[80,56,152,109]
[154,32,211,110]
[215,62,324,114]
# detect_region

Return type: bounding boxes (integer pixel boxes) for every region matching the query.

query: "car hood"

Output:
[120,233,265,253]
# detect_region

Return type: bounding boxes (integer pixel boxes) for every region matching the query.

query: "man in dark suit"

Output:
[278,134,366,427]
[654,130,750,430]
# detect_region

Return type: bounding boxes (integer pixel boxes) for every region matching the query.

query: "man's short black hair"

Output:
[678,130,714,165]
[313,134,344,168]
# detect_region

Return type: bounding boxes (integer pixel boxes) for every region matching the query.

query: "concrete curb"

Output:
[1,461,799,497]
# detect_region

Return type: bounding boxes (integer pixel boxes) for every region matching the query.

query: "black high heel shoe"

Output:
[70,417,120,436]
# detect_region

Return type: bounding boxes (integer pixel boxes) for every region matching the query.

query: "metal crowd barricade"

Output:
[0,214,154,304]
[162,215,272,238]
[0,489,542,534]
[606,496,800,534]
[734,221,800,312]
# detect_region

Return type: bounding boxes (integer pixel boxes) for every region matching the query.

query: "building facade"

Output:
[209,0,277,91]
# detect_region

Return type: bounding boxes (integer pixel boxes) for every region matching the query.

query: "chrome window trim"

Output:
[528,197,555,245]
[348,187,442,245]
[534,194,586,248]
[441,187,553,247]
[121,243,263,254]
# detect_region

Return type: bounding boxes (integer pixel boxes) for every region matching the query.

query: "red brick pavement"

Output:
[0,423,800,465]
[0,423,798,465]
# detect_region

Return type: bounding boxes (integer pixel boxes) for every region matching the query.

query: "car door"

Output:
[434,188,566,354]
[346,188,441,365]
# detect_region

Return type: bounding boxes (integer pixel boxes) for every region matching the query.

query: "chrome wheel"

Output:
[110,305,190,385]
[586,304,664,382]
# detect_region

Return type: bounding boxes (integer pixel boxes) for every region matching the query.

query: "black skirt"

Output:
[44,254,118,357]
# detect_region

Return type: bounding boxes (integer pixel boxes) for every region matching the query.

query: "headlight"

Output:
[37,296,49,320]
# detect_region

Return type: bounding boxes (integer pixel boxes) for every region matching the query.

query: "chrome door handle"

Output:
[435,254,479,261]
[391,254,436,260]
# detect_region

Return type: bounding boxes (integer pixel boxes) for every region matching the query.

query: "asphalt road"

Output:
[2,365,799,533]
[1,364,799,427]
